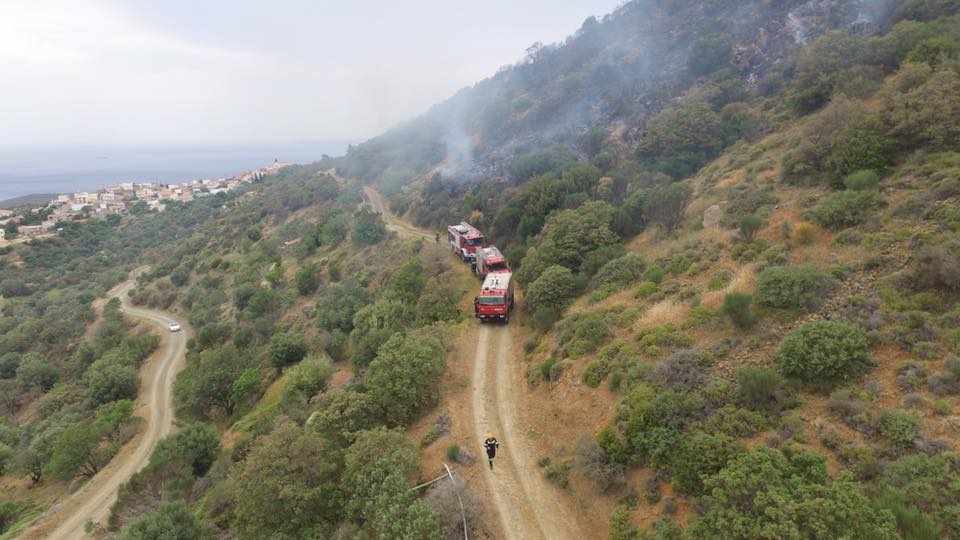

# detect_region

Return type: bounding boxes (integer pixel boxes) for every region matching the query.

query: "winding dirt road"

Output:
[20,273,190,539]
[364,187,584,540]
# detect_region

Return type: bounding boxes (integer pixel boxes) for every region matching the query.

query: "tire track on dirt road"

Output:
[364,187,584,540]
[20,272,190,540]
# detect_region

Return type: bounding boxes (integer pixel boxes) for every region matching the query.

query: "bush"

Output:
[575,438,626,493]
[446,445,460,461]
[150,423,220,476]
[16,353,59,392]
[756,265,834,309]
[877,409,921,446]
[556,311,613,357]
[651,350,707,391]
[591,254,646,293]
[736,366,786,412]
[910,237,960,292]
[670,432,742,495]
[268,332,307,370]
[120,501,208,540]
[351,206,387,245]
[294,263,319,295]
[791,223,817,245]
[281,355,334,404]
[544,459,572,488]
[777,320,872,384]
[608,505,640,540]
[525,265,579,313]
[721,292,754,329]
[365,333,446,426]
[707,272,731,291]
[812,191,880,230]
[739,215,764,243]
[843,169,881,191]
[531,306,560,332]
[872,488,942,540]
[689,447,897,538]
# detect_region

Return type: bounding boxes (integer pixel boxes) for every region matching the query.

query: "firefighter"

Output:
[484,433,499,470]
[473,296,480,317]
[434,232,440,243]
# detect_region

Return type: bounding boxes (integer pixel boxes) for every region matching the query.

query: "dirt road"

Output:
[20,274,190,539]
[363,186,437,240]
[472,324,585,540]
[364,187,584,540]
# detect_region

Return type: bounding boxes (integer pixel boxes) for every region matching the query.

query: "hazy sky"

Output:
[0,0,622,148]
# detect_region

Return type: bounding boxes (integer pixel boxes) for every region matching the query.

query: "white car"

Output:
[168,321,181,332]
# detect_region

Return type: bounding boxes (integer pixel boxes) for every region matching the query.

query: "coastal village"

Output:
[0,159,288,243]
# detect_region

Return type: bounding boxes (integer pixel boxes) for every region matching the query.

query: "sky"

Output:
[0,0,623,148]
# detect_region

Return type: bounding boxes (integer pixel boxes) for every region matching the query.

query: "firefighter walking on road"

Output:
[484,433,499,470]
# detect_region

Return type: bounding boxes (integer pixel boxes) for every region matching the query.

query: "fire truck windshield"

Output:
[479,296,504,305]
[466,237,484,246]
[487,261,507,271]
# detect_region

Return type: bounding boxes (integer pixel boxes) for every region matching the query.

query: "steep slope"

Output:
[338,0,900,187]
[331,0,960,537]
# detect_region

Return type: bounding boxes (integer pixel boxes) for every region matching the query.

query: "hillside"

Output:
[336,0,960,537]
[2,0,960,539]
[336,0,899,188]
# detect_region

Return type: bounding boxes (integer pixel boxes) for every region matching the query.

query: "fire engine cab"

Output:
[474,246,509,279]
[447,222,485,261]
[475,272,514,323]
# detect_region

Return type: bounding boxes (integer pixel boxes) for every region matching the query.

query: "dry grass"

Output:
[701,263,757,309]
[632,299,688,332]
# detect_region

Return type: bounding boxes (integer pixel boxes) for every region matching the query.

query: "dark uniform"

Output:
[484,436,499,469]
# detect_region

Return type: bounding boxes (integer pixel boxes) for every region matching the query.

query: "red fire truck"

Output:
[474,246,509,279]
[475,272,514,323]
[447,221,485,262]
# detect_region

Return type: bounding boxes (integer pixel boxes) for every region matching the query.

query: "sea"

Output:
[0,141,354,203]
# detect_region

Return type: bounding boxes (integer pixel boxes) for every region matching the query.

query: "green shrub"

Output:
[688,447,897,538]
[703,404,768,437]
[634,281,659,299]
[636,324,692,356]
[756,265,834,309]
[776,320,872,384]
[873,488,942,540]
[608,505,640,540]
[739,215,764,243]
[446,445,460,461]
[877,409,921,446]
[351,206,387,245]
[934,399,951,415]
[707,272,731,291]
[556,311,613,357]
[843,169,881,191]
[540,359,557,381]
[812,191,880,230]
[670,432,742,495]
[531,306,561,332]
[268,332,307,370]
[721,292,754,329]
[882,452,960,536]
[582,341,641,388]
[120,501,208,540]
[526,265,579,313]
[736,367,786,412]
[591,254,647,293]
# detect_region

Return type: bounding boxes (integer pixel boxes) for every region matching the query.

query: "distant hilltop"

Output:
[0,160,288,240]
[0,193,58,208]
